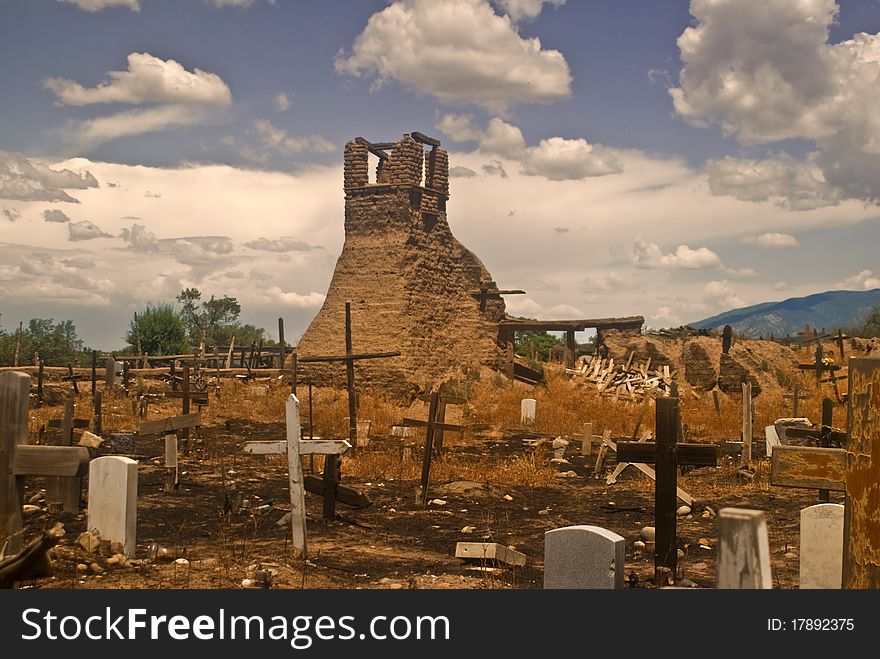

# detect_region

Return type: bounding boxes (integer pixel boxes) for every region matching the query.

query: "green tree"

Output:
[514,330,564,361]
[0,318,88,366]
[125,303,189,356]
[855,306,880,338]
[176,288,242,347]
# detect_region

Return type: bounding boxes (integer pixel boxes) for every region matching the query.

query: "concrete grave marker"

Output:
[87,456,138,557]
[717,508,772,589]
[543,525,625,589]
[520,398,536,424]
[765,425,780,457]
[800,503,844,589]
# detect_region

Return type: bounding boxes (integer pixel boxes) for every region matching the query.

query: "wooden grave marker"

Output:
[243,394,351,559]
[615,397,718,585]
[402,391,464,506]
[1,372,91,554]
[770,358,880,588]
[783,384,809,417]
[61,363,85,395]
[298,301,400,519]
[45,397,88,512]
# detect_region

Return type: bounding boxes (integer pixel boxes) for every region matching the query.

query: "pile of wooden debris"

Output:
[565,352,676,400]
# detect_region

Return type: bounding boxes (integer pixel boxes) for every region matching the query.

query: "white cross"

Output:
[243,394,350,559]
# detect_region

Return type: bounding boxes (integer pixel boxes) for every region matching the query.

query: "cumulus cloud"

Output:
[250,120,335,157]
[265,287,325,308]
[244,236,312,252]
[144,190,161,198]
[838,269,880,290]
[632,237,723,270]
[119,223,160,252]
[59,0,140,11]
[8,251,112,305]
[0,151,98,202]
[705,155,840,210]
[437,114,525,158]
[742,232,799,248]
[44,52,231,107]
[335,0,571,111]
[672,0,880,204]
[582,272,627,293]
[43,209,72,223]
[62,257,96,268]
[651,305,681,327]
[2,208,21,222]
[273,92,291,111]
[119,223,233,271]
[71,105,215,151]
[494,0,565,22]
[703,280,744,311]
[68,220,112,241]
[449,165,477,177]
[482,160,507,177]
[522,137,622,180]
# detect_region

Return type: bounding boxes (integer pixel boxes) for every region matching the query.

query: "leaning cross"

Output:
[783,384,809,417]
[298,301,399,520]
[402,391,464,506]
[770,358,880,588]
[61,364,85,395]
[242,394,350,559]
[1,372,91,554]
[616,397,718,586]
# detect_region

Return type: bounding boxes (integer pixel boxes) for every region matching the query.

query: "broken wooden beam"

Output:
[303,475,371,508]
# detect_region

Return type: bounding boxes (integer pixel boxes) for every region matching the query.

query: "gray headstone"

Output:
[800,503,844,589]
[544,525,625,589]
[87,456,138,557]
[717,508,772,589]
[521,399,536,424]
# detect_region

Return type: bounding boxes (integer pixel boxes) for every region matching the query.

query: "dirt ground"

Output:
[12,411,834,590]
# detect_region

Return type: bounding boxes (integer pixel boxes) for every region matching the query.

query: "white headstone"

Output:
[544,525,625,589]
[87,456,138,557]
[717,508,772,589]
[800,503,844,589]
[521,399,536,424]
[764,425,780,456]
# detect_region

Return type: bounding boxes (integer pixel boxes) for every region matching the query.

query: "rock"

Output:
[503,494,513,501]
[76,530,101,554]
[676,578,698,588]
[704,506,716,517]
[389,583,404,590]
[538,508,551,515]
[22,504,42,517]
[677,549,685,559]
[550,458,570,465]
[633,540,646,550]
[640,526,656,542]
[89,563,104,574]
[174,558,190,567]
[677,505,692,517]
[106,554,125,566]
[78,431,103,448]
[551,437,569,450]
[76,563,89,573]
[460,526,476,534]
[429,499,447,506]
[241,579,254,588]
[693,562,708,570]
[784,552,798,560]
[554,470,578,478]
[378,578,391,584]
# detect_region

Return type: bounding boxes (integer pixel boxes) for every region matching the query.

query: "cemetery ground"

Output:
[11,365,847,590]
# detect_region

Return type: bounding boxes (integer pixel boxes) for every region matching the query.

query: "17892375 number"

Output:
[768,619,855,631]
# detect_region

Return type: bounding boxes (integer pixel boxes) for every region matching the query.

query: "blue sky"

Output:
[2,0,880,350]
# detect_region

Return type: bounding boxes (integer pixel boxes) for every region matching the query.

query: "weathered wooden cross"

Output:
[783,384,809,417]
[45,397,89,512]
[770,358,880,587]
[242,394,350,559]
[1,372,91,555]
[61,363,85,395]
[470,283,526,312]
[402,391,464,506]
[298,301,399,517]
[616,397,718,586]
[137,412,202,492]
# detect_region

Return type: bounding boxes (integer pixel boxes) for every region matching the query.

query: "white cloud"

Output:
[245,236,312,252]
[632,237,723,270]
[482,160,507,177]
[494,0,565,22]
[437,114,525,158]
[582,272,626,293]
[702,280,744,311]
[209,0,256,6]
[250,119,335,156]
[0,150,98,202]
[62,257,96,268]
[71,105,214,151]
[263,287,325,308]
[2,208,21,222]
[59,0,140,11]
[44,53,232,107]
[522,137,622,180]
[504,296,543,316]
[68,220,112,241]
[651,305,681,327]
[838,269,880,290]
[742,232,799,248]
[725,267,756,278]
[449,166,477,177]
[705,155,840,210]
[273,93,291,111]
[119,223,160,252]
[335,0,571,112]
[43,209,72,223]
[671,0,880,204]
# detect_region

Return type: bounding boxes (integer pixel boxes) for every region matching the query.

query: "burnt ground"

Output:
[11,417,836,591]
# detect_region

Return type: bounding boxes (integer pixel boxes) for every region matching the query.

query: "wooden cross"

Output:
[243,394,350,559]
[616,397,718,586]
[783,384,809,417]
[470,284,526,311]
[770,358,880,588]
[298,301,400,518]
[61,363,85,395]
[45,397,89,512]
[402,391,464,506]
[1,372,92,554]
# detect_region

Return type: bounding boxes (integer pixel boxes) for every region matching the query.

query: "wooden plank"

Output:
[303,475,371,508]
[285,394,307,559]
[138,412,201,437]
[615,442,718,466]
[411,131,441,147]
[455,542,526,567]
[13,446,90,478]
[243,441,287,455]
[299,439,351,456]
[0,372,30,554]
[47,418,90,429]
[401,418,462,432]
[654,397,679,585]
[770,445,846,492]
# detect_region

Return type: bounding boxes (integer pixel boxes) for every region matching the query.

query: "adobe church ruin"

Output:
[296,132,643,397]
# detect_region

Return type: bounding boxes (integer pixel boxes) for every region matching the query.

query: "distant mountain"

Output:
[690,289,880,337]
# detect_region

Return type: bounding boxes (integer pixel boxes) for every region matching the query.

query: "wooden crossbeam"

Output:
[411,131,441,147]
[615,442,719,466]
[138,413,201,437]
[13,446,91,478]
